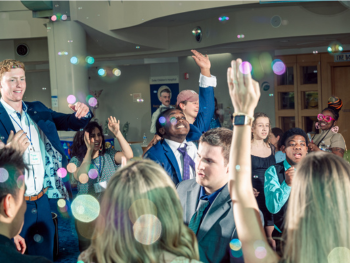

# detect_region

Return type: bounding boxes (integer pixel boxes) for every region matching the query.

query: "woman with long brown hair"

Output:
[227,59,350,263]
[78,160,202,263]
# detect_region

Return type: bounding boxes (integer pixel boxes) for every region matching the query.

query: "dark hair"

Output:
[160,89,171,96]
[155,108,180,137]
[280,128,308,147]
[199,128,233,166]
[176,100,187,110]
[322,97,343,121]
[70,122,106,162]
[0,148,28,202]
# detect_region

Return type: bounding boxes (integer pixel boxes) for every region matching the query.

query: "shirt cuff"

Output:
[199,73,217,88]
[78,111,92,119]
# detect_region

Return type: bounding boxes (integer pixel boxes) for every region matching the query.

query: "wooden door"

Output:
[332,66,350,147]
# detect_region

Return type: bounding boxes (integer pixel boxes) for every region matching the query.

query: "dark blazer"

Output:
[176,179,244,263]
[143,140,181,185]
[186,86,215,142]
[0,101,92,197]
[0,234,52,263]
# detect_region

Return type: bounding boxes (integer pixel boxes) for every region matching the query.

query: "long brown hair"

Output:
[84,160,199,263]
[251,112,271,145]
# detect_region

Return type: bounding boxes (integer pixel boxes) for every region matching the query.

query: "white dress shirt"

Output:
[1,98,45,196]
[164,139,197,180]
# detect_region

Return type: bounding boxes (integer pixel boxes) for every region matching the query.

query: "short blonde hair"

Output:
[0,59,25,81]
[85,159,199,263]
[283,152,350,263]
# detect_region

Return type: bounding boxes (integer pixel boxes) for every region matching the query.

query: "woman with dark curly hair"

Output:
[69,117,133,251]
[308,97,346,157]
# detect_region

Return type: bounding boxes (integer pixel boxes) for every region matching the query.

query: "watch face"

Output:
[234,115,245,125]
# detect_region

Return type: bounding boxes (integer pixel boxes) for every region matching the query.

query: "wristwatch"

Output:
[232,113,254,126]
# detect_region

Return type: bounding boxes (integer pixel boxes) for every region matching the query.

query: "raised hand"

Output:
[227,59,260,116]
[13,234,26,254]
[68,102,90,119]
[6,130,30,155]
[191,49,211,77]
[84,131,95,151]
[108,116,120,136]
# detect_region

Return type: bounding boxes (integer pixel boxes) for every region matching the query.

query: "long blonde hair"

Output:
[84,160,199,263]
[283,152,350,263]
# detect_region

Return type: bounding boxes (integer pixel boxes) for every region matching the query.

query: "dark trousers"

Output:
[20,194,55,261]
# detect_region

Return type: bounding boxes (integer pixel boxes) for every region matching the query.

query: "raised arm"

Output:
[107,116,133,164]
[228,59,278,263]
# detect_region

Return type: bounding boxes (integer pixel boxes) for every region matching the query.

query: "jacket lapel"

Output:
[162,140,182,183]
[185,182,201,224]
[197,184,232,242]
[0,102,15,141]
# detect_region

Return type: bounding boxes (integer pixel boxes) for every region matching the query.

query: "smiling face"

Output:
[159,91,171,107]
[90,127,103,151]
[180,100,199,121]
[282,135,308,166]
[159,109,190,142]
[0,68,26,105]
[252,117,270,140]
[195,142,229,194]
[319,110,336,130]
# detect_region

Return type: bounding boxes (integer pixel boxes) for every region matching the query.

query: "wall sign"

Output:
[150,76,179,114]
[334,53,350,62]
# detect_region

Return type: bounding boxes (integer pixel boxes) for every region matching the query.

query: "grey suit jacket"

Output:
[177,179,244,263]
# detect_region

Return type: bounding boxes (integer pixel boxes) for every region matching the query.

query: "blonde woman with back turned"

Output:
[78,159,202,263]
[227,59,350,263]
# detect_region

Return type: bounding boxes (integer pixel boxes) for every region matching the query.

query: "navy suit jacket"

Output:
[0,101,92,196]
[143,140,181,185]
[186,86,215,142]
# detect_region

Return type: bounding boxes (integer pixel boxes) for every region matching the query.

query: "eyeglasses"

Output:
[317,114,335,123]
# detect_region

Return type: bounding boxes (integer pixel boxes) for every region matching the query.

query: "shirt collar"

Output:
[0,98,27,115]
[283,159,292,171]
[164,139,193,153]
[199,184,226,205]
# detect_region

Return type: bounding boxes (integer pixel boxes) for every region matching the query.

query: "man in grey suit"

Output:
[177,127,244,263]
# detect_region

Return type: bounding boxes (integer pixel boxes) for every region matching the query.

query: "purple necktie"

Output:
[178,143,196,181]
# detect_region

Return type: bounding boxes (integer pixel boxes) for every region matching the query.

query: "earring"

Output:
[315,122,320,129]
[99,145,103,151]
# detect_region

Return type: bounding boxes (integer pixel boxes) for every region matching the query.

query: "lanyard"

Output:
[92,155,102,176]
[9,111,33,147]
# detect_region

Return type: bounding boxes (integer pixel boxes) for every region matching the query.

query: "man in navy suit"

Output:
[0,59,92,260]
[144,109,197,185]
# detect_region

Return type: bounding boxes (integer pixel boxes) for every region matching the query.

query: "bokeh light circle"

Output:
[88,169,98,179]
[33,234,43,243]
[170,117,177,125]
[113,68,121,76]
[86,95,94,103]
[57,199,66,208]
[79,173,89,184]
[16,175,24,189]
[71,194,100,222]
[328,247,350,263]
[88,97,98,107]
[70,56,78,64]
[57,168,67,178]
[229,239,242,251]
[128,199,158,224]
[239,61,252,75]
[272,59,286,75]
[98,68,106,77]
[67,163,77,173]
[61,14,67,21]
[327,42,343,55]
[159,116,166,124]
[255,246,267,259]
[51,15,57,22]
[0,168,9,183]
[133,214,162,245]
[67,95,76,104]
[31,208,37,214]
[85,56,95,65]
[235,165,240,171]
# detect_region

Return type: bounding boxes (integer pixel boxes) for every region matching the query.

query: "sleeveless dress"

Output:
[251,144,276,226]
